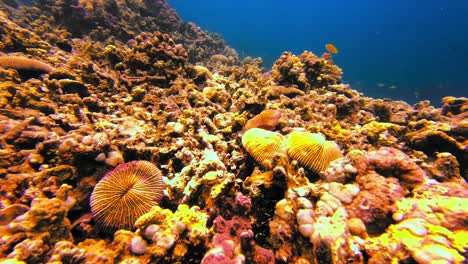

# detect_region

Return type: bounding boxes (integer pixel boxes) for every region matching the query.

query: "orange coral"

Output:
[244,109,282,131]
[0,55,53,73]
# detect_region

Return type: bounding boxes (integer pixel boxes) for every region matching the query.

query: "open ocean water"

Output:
[168,0,468,105]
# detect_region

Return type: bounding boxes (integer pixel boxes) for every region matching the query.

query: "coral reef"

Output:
[0,1,466,263]
[271,50,343,91]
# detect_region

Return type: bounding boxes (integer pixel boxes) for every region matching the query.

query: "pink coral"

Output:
[202,194,273,264]
[203,215,274,264]
[354,147,426,187]
[345,172,406,235]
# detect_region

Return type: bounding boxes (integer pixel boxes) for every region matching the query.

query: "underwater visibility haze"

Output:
[169,0,468,105]
[0,0,466,263]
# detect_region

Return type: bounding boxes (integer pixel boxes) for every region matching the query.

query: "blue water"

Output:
[168,0,468,106]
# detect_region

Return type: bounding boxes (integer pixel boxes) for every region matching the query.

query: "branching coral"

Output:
[271,50,343,91]
[118,31,188,87]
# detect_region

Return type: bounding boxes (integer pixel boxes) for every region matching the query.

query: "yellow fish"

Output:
[325,43,339,54]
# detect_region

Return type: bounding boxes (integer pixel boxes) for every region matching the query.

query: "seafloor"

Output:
[0,1,466,263]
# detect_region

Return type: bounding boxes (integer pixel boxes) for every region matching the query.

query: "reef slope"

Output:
[0,1,466,263]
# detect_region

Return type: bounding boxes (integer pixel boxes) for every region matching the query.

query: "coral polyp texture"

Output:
[90,160,165,231]
[242,128,343,174]
[241,128,288,170]
[0,1,466,263]
[286,130,343,174]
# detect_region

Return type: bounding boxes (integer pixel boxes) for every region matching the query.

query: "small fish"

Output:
[388,85,397,90]
[325,43,339,54]
[377,83,385,88]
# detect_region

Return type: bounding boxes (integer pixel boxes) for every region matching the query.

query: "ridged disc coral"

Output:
[90,160,165,231]
[286,131,343,174]
[241,128,288,170]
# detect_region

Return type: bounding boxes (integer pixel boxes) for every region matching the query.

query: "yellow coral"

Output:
[366,218,465,264]
[135,204,209,248]
[286,131,343,174]
[327,121,353,142]
[173,204,209,245]
[452,230,468,253]
[359,121,405,146]
[394,196,468,228]
[242,128,288,170]
[134,206,173,229]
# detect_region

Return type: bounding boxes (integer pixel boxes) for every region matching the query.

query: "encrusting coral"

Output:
[201,193,275,264]
[0,1,466,263]
[132,204,210,260]
[353,147,427,188]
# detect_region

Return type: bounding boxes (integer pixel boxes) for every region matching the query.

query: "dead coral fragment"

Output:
[244,109,282,132]
[264,85,305,99]
[0,55,53,73]
[287,131,343,174]
[90,160,165,231]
